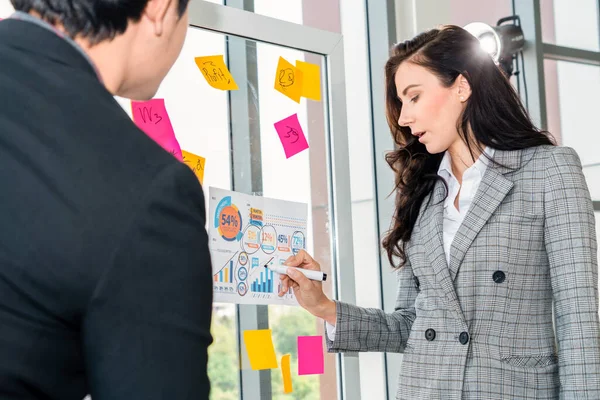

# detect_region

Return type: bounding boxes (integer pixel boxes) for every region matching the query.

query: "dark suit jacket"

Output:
[0,18,213,400]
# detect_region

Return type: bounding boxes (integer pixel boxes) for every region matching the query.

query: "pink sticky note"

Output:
[297,336,324,375]
[274,113,309,159]
[131,99,182,160]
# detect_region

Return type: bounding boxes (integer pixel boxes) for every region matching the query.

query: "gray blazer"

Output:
[327,146,600,399]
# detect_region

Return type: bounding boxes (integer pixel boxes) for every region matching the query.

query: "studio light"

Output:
[464,16,525,77]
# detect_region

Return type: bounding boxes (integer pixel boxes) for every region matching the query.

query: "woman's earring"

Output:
[460,96,465,101]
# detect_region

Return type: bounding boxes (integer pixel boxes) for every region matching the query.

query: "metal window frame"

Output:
[542,44,600,66]
[363,1,403,399]
[514,0,600,126]
[187,1,359,399]
[515,0,600,203]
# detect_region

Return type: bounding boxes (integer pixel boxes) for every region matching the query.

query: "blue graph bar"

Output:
[268,270,272,292]
[251,269,274,293]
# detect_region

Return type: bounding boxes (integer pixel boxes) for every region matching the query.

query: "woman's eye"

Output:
[410,95,419,103]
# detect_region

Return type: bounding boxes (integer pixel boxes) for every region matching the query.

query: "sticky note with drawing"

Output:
[274,56,303,103]
[131,99,182,160]
[181,150,206,185]
[274,113,309,159]
[296,60,321,101]
[243,329,278,370]
[195,55,238,91]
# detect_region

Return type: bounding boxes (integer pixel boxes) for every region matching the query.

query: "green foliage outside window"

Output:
[208,305,321,400]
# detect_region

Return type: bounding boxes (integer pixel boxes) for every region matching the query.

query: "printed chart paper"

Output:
[209,187,307,305]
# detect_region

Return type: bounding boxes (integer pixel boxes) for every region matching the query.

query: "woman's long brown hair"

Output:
[382,26,554,268]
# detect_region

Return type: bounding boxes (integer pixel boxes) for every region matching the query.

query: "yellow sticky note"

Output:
[195,55,238,91]
[181,150,206,185]
[281,354,293,394]
[243,329,278,370]
[274,56,304,103]
[296,60,321,101]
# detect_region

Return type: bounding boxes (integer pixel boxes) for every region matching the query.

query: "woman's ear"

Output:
[456,74,472,102]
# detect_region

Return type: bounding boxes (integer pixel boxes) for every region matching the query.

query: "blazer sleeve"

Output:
[543,147,600,399]
[83,163,213,400]
[326,255,417,353]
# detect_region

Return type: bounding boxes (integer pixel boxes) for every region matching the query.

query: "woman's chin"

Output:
[424,143,446,154]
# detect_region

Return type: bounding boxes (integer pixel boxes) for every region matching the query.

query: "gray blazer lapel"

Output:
[448,149,521,280]
[421,180,465,322]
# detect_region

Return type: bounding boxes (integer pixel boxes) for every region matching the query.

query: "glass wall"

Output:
[540,0,600,266]
[150,23,340,400]
[544,60,600,200]
[240,0,385,398]
[120,11,343,398]
[541,0,600,52]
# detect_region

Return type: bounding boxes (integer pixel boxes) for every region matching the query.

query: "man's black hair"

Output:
[10,0,189,44]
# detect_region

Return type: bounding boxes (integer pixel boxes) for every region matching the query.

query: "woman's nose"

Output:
[398,110,412,127]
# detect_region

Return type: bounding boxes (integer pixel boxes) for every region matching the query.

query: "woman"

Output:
[279,26,600,399]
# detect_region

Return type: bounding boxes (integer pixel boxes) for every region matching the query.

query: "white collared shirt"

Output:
[437,147,494,265]
[326,147,495,341]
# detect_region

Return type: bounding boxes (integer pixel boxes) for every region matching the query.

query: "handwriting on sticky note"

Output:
[243,329,278,370]
[274,114,309,159]
[296,60,321,101]
[195,55,238,91]
[274,56,304,103]
[181,150,206,185]
[298,336,324,375]
[131,99,182,160]
[281,354,293,393]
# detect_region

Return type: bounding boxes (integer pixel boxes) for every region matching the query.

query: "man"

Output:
[0,1,213,399]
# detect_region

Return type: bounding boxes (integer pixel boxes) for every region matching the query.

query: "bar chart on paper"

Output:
[251,269,274,293]
[209,187,306,305]
[212,254,237,295]
[214,260,235,284]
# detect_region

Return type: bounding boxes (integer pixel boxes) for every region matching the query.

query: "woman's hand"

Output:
[278,250,337,325]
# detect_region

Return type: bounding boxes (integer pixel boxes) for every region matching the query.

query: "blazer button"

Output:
[414,276,420,289]
[492,270,506,283]
[459,331,469,345]
[425,328,436,341]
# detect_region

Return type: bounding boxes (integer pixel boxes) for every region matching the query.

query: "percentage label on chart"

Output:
[221,214,239,227]
[219,205,242,241]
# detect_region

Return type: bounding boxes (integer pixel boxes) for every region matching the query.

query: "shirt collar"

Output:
[438,146,495,178]
[9,11,102,81]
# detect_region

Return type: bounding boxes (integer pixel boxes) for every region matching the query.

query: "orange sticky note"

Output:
[274,56,303,103]
[195,55,238,91]
[296,60,321,101]
[243,329,278,370]
[281,354,293,394]
[181,150,206,185]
